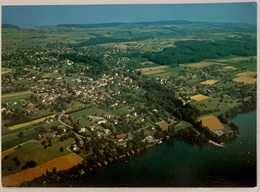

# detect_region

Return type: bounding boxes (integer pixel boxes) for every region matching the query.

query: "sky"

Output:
[1,2,257,27]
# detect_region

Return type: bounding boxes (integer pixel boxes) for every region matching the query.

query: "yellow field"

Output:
[8,114,56,130]
[2,153,83,187]
[181,61,223,68]
[137,66,169,75]
[156,120,169,131]
[1,68,13,74]
[138,66,169,72]
[199,115,224,131]
[2,90,33,100]
[190,94,209,101]
[223,66,237,70]
[233,71,256,84]
[200,80,218,85]
[216,56,256,63]
[141,61,156,65]
[143,70,165,75]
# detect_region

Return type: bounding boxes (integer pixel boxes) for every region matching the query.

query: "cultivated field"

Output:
[233,71,256,84]
[7,114,56,130]
[138,66,169,72]
[137,66,169,75]
[2,90,33,100]
[190,94,209,101]
[2,153,83,187]
[2,138,75,177]
[199,115,224,131]
[156,120,169,131]
[181,61,223,68]
[216,56,256,63]
[143,69,166,75]
[2,67,13,74]
[200,80,218,85]
[223,66,237,70]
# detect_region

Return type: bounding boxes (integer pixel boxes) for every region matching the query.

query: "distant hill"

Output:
[57,20,194,28]
[2,24,20,29]
[57,20,256,30]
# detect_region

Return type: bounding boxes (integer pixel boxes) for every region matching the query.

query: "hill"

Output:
[57,20,194,28]
[2,24,20,29]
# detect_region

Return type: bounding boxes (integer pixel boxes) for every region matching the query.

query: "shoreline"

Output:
[208,140,224,148]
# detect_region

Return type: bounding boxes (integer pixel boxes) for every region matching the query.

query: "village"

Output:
[1,23,257,187]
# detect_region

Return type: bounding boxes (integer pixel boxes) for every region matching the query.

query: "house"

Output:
[116,134,127,141]
[97,119,107,124]
[79,127,86,133]
[42,132,55,139]
[26,103,39,114]
[88,115,107,124]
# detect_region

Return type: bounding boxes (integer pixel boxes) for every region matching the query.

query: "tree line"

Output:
[143,38,256,65]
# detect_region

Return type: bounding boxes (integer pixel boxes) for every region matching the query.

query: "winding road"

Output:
[58,110,85,139]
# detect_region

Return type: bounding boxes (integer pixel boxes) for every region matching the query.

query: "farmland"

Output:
[2,90,33,100]
[1,67,13,74]
[190,94,209,101]
[2,153,83,187]
[233,71,257,84]
[199,115,224,131]
[7,114,56,130]
[1,20,256,186]
[200,80,218,85]
[181,61,223,68]
[2,138,75,176]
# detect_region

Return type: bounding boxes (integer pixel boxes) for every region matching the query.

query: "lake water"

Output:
[72,110,257,187]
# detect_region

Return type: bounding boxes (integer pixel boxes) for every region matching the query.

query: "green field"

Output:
[2,28,95,51]
[175,121,192,132]
[2,138,74,176]
[112,106,129,116]
[69,107,112,118]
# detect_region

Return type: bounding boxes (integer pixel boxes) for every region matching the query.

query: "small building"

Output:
[116,134,127,141]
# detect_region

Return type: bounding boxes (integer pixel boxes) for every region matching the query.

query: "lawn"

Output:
[69,107,111,118]
[112,106,129,116]
[175,121,192,132]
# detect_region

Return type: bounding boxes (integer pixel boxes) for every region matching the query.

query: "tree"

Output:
[17,131,24,138]
[26,160,37,168]
[15,160,21,167]
[41,140,46,146]
[59,147,64,152]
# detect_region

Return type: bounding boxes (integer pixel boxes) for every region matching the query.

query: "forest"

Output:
[143,38,256,65]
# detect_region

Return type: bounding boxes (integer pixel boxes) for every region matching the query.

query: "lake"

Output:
[71,110,257,187]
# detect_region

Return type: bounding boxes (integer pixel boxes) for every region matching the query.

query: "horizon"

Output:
[2,3,257,27]
[2,19,257,28]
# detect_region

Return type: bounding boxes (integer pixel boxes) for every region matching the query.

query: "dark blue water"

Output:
[76,110,257,187]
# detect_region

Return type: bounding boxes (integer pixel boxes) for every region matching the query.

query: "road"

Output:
[58,110,85,139]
